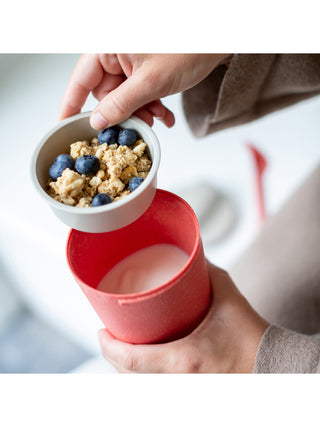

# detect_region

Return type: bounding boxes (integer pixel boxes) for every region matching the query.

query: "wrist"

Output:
[238,315,269,373]
[226,297,269,373]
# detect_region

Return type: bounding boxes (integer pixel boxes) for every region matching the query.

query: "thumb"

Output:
[90,72,159,129]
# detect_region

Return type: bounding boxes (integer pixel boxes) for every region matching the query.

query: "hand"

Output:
[59,54,228,129]
[98,262,269,373]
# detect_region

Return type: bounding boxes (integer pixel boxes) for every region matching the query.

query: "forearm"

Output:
[254,325,320,373]
[182,54,320,137]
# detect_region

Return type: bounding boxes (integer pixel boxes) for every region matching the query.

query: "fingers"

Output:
[98,53,124,75]
[133,108,154,127]
[60,54,175,129]
[59,54,104,120]
[90,70,163,129]
[132,101,175,128]
[144,100,175,128]
[92,74,174,128]
[92,73,125,102]
[98,329,170,373]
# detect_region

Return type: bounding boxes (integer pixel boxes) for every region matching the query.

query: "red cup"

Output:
[66,189,211,344]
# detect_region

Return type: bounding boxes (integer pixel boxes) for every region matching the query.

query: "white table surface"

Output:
[1,54,320,353]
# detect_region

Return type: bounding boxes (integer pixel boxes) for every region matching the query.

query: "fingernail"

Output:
[90,112,108,129]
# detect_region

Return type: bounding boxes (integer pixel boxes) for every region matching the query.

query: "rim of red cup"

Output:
[66,189,202,303]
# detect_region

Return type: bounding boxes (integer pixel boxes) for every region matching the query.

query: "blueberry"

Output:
[98,127,119,145]
[118,129,137,146]
[129,176,144,192]
[49,154,75,180]
[75,155,100,175]
[92,193,112,207]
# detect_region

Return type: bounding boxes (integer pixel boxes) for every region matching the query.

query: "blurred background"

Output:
[1,54,320,373]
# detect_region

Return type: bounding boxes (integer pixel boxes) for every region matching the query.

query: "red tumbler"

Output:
[66,189,211,344]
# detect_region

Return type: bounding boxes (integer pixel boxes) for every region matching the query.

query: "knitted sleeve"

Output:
[254,325,320,373]
[182,54,320,137]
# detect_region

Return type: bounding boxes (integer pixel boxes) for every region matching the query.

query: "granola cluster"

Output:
[47,137,152,207]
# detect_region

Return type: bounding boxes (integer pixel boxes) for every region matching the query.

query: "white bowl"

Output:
[31,112,161,233]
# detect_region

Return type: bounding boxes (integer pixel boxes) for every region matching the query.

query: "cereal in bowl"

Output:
[47,127,152,207]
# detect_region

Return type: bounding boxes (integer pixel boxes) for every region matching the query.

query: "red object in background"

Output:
[66,190,211,344]
[246,143,268,225]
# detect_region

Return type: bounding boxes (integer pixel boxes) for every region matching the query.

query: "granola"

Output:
[47,136,152,207]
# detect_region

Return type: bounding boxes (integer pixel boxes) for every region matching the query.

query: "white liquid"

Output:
[97,243,189,295]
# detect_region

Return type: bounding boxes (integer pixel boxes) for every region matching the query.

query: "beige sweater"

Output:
[182,54,320,373]
[254,325,320,373]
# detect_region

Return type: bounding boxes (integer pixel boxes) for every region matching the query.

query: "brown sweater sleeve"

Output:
[182,54,320,137]
[254,325,320,373]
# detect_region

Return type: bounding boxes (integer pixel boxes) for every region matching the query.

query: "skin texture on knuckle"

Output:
[123,348,139,372]
[139,63,172,99]
[110,93,127,116]
[169,344,202,373]
[98,54,122,75]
